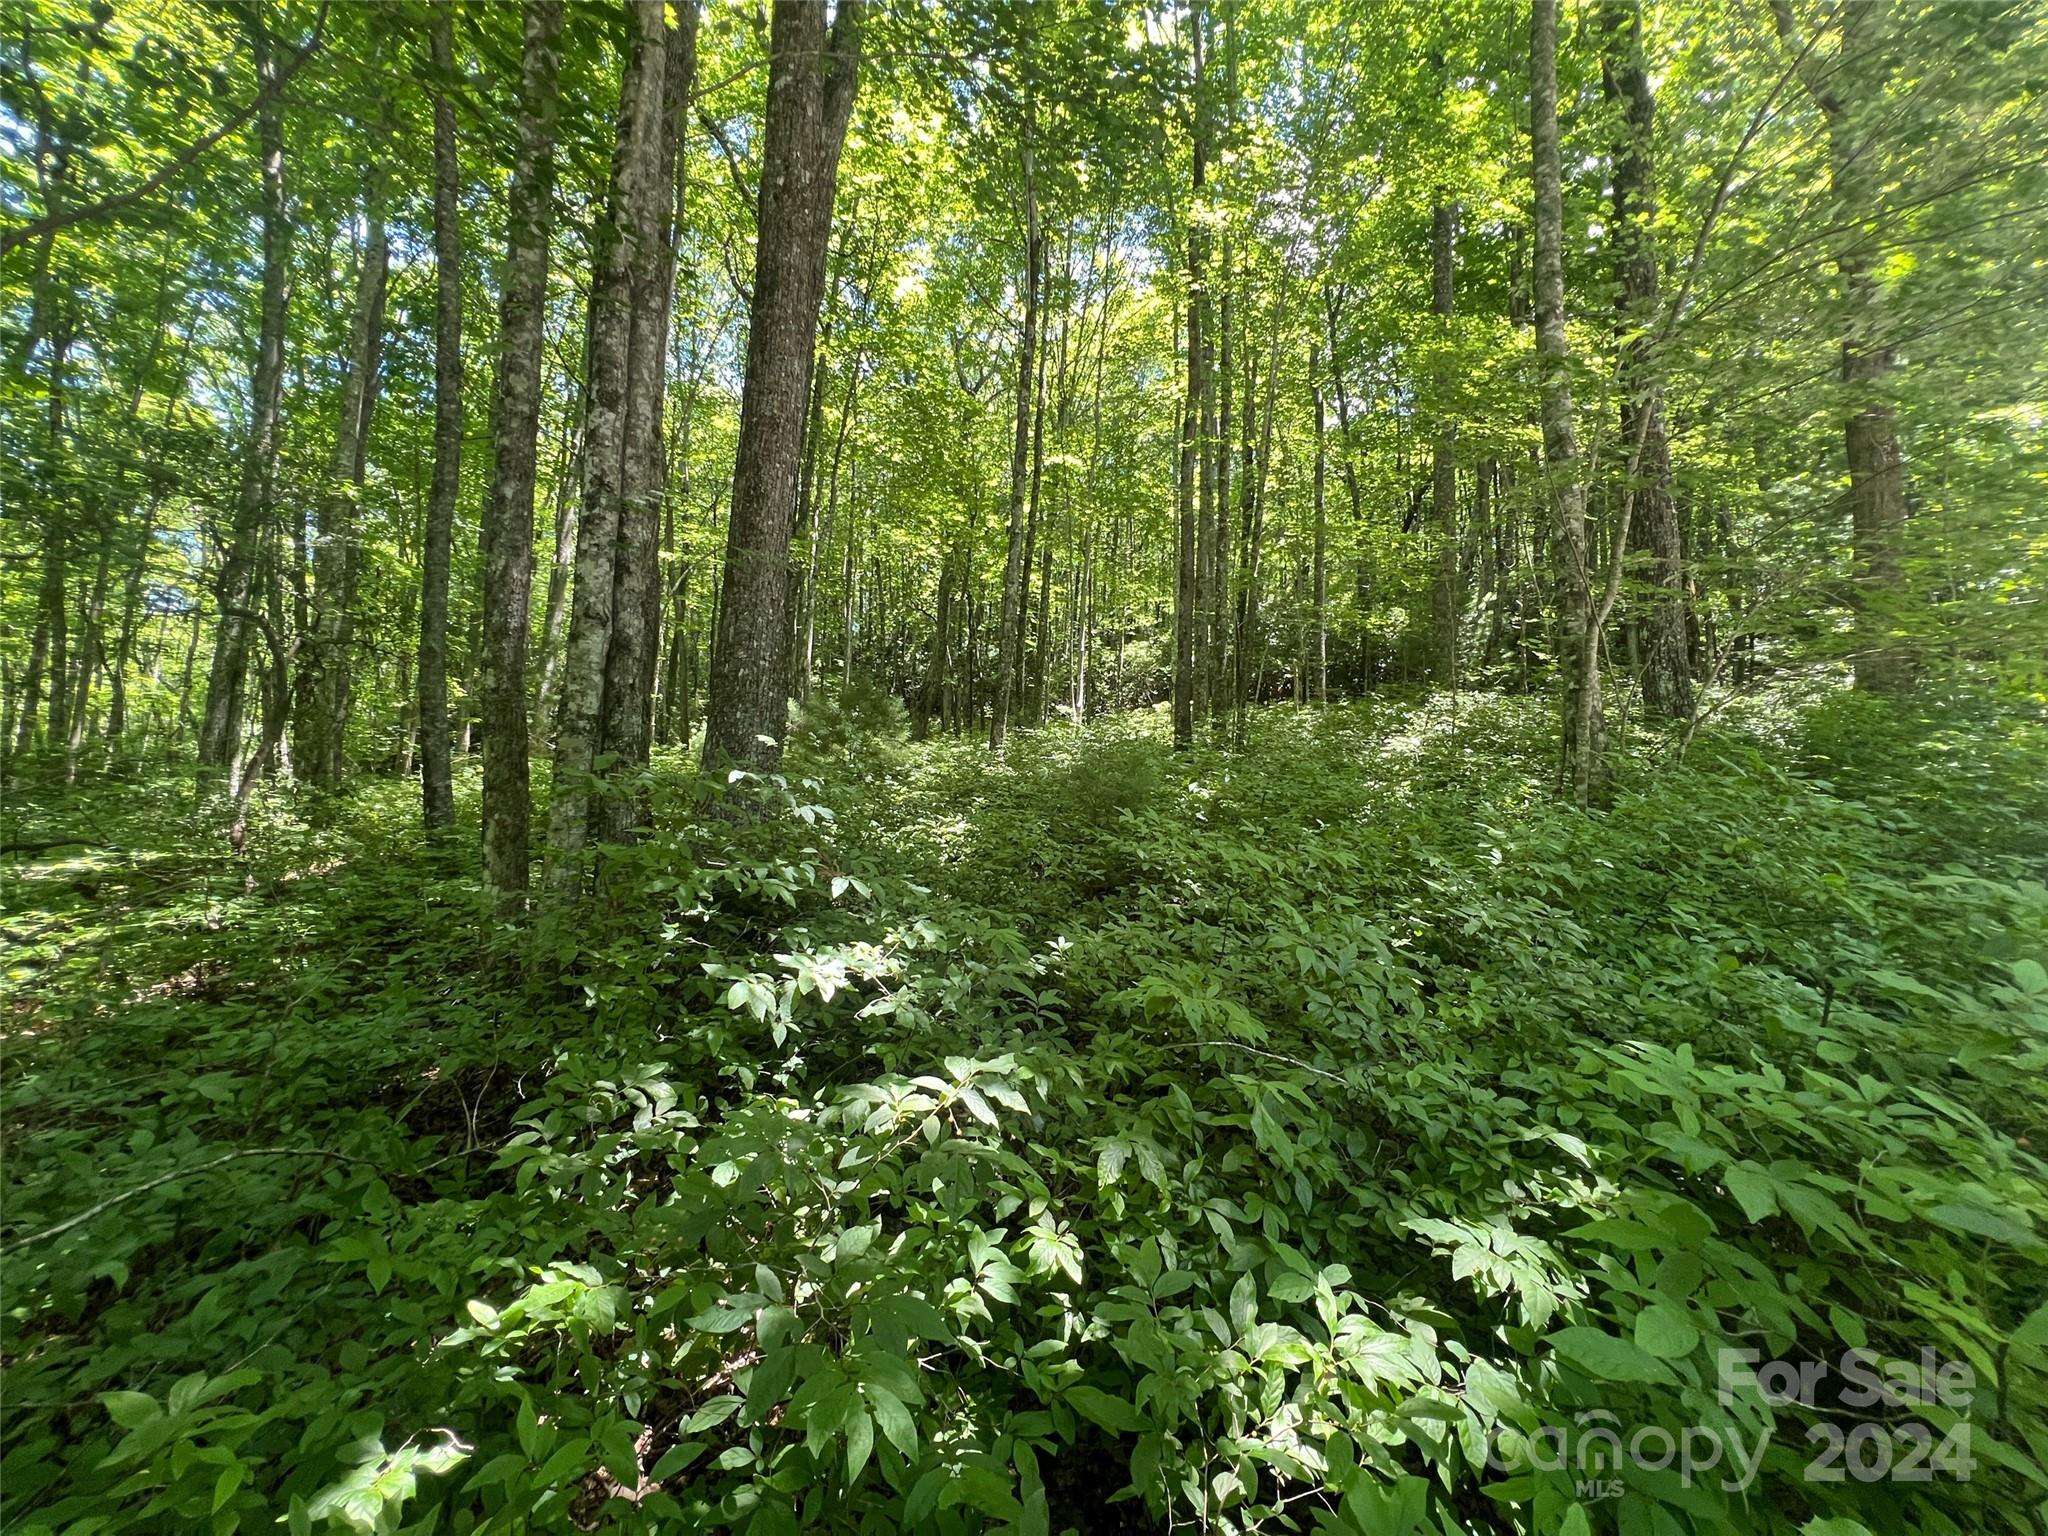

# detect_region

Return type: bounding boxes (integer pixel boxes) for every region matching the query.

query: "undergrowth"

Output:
[3,688,2046,1536]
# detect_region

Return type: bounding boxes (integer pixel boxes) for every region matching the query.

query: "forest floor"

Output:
[4,686,2047,1536]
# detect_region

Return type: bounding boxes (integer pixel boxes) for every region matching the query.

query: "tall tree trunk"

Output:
[420,5,463,830]
[1311,340,1328,705]
[1429,199,1459,688]
[702,0,864,777]
[1016,351,1047,723]
[478,0,564,897]
[1770,0,1908,692]
[298,172,389,792]
[990,101,1041,755]
[1532,0,1606,804]
[199,13,288,778]
[1173,0,1208,752]
[1233,281,1284,739]
[531,369,586,754]
[1208,251,1232,724]
[598,0,698,848]
[1603,0,1692,721]
[545,0,666,891]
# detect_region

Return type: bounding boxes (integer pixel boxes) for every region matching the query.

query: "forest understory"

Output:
[5,0,2048,1530]
[5,684,2048,1535]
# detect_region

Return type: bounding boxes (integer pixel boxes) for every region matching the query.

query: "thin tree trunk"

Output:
[1430,200,1459,688]
[545,0,666,891]
[1173,0,1208,752]
[1311,340,1328,705]
[478,0,564,897]
[1770,0,1908,692]
[1208,250,1232,725]
[1533,0,1605,804]
[1603,0,1692,720]
[199,14,288,778]
[990,98,1041,755]
[298,168,389,792]
[420,4,463,830]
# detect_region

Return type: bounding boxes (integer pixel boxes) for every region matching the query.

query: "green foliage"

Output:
[5,689,2047,1534]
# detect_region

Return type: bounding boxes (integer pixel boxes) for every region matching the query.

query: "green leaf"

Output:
[685,1395,743,1434]
[1927,1203,2035,1247]
[1635,1302,1700,1359]
[1724,1163,1778,1222]
[868,1386,918,1457]
[1066,1385,1147,1433]
[844,1406,874,1482]
[1547,1327,1675,1384]
[100,1390,158,1429]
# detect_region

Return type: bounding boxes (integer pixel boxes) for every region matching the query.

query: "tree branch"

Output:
[0,2,331,260]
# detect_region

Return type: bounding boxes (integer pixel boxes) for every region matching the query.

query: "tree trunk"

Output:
[298,170,389,792]
[1173,1,1208,752]
[545,0,667,891]
[1532,0,1606,804]
[1770,0,1908,692]
[1311,341,1328,704]
[1603,0,1692,721]
[478,0,564,897]
[1208,251,1232,725]
[990,102,1041,755]
[1429,200,1459,688]
[598,0,699,849]
[420,5,463,830]
[199,13,288,778]
[702,0,864,778]
[531,375,586,755]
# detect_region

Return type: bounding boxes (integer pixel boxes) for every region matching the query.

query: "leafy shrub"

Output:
[4,691,2045,1535]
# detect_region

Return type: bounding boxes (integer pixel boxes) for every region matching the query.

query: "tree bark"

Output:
[1311,340,1328,705]
[544,0,667,891]
[297,169,389,792]
[1603,0,1693,720]
[701,0,864,778]
[420,5,463,831]
[1532,0,1606,805]
[1770,0,1908,692]
[598,0,699,848]
[199,14,289,780]
[990,100,1041,755]
[1173,0,1208,752]
[1429,200,1459,688]
[478,0,564,897]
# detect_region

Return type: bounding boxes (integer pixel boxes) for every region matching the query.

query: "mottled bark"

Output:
[531,376,586,755]
[478,0,564,897]
[199,14,288,777]
[598,0,699,848]
[1532,0,1606,804]
[1311,341,1328,704]
[701,0,864,777]
[298,175,389,792]
[1208,257,1232,723]
[1770,0,1908,692]
[990,106,1040,755]
[419,4,463,831]
[1173,1,1208,752]
[1603,0,1692,720]
[544,0,666,892]
[1429,200,1460,688]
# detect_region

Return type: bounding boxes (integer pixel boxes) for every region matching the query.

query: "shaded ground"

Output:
[4,688,2046,1535]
